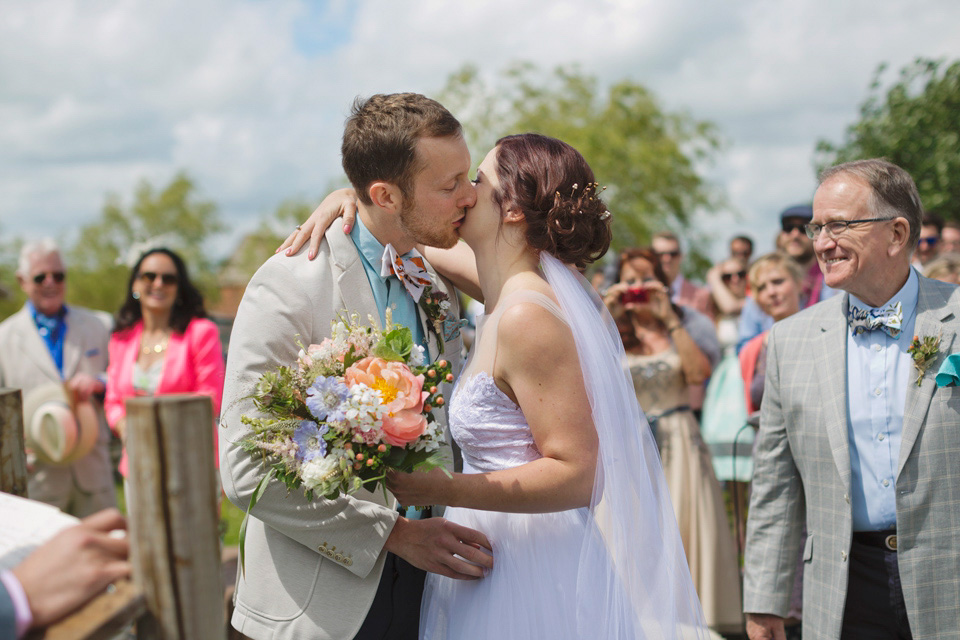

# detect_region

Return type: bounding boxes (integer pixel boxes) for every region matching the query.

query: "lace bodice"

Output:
[449,372,540,472]
[448,289,565,473]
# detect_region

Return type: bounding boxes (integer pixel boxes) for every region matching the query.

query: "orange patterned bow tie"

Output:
[380,243,432,303]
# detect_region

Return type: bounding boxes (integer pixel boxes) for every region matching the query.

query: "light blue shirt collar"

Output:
[847,267,919,331]
[351,214,389,279]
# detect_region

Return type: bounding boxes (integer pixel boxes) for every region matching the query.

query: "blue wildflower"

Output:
[293,420,328,462]
[306,376,349,423]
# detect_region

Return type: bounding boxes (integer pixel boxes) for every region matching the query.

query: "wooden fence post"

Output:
[0,388,28,497]
[126,394,225,640]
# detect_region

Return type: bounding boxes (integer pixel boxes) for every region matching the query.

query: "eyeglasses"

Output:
[917,237,939,247]
[655,250,681,259]
[721,270,747,283]
[138,271,179,286]
[32,271,65,285]
[781,222,807,234]
[803,217,895,240]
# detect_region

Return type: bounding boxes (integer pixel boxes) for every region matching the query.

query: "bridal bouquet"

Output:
[237,312,452,568]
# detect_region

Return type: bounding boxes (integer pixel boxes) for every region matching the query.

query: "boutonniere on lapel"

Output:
[907,333,941,387]
[419,286,466,353]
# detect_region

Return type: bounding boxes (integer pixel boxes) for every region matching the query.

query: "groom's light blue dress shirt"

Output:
[845,267,918,532]
[350,217,426,351]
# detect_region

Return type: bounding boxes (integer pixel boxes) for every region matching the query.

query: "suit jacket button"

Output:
[335,553,344,562]
[345,558,353,566]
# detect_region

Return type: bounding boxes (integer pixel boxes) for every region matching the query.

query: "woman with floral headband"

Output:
[282,134,709,638]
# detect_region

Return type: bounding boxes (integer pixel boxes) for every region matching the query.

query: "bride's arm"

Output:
[388,303,598,513]
[276,189,483,301]
[417,242,482,302]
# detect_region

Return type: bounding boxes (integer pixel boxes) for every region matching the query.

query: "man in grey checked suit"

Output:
[220,94,492,640]
[744,159,960,639]
[0,239,116,517]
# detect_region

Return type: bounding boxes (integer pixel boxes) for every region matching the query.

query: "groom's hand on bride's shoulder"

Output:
[385,516,493,580]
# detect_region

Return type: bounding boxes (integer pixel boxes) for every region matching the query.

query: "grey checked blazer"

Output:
[219,225,462,640]
[744,274,960,640]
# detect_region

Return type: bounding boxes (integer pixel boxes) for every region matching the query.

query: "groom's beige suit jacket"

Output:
[744,275,960,639]
[220,225,462,640]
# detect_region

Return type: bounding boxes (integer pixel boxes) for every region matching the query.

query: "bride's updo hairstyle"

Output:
[493,134,612,269]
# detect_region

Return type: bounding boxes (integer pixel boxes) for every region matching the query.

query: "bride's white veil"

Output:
[540,252,710,639]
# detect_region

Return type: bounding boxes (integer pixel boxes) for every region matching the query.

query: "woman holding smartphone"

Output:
[604,247,743,635]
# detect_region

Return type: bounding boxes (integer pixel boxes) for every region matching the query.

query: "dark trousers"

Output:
[352,552,426,640]
[840,536,913,639]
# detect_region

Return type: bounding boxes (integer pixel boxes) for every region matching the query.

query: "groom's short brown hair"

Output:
[342,93,463,206]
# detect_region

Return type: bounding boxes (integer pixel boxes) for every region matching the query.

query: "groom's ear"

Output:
[368,181,403,214]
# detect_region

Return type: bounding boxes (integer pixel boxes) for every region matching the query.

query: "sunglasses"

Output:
[721,270,747,283]
[32,271,65,285]
[138,271,179,286]
[655,250,681,259]
[781,221,807,234]
[918,237,939,247]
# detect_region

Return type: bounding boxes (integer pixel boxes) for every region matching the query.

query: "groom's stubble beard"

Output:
[398,195,461,250]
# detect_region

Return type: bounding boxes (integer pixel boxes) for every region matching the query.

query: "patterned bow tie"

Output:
[380,244,432,303]
[847,301,903,338]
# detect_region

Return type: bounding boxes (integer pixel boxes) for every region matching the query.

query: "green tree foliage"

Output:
[0,227,23,320]
[220,199,316,286]
[816,58,960,216]
[66,172,223,313]
[437,63,726,263]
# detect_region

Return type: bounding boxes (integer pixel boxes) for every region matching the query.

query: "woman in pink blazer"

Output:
[105,248,225,478]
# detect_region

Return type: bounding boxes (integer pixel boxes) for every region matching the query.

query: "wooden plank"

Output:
[127,396,178,639]
[0,387,28,497]
[126,394,225,640]
[25,579,147,640]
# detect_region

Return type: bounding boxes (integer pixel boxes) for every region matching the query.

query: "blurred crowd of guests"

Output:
[0,239,224,520]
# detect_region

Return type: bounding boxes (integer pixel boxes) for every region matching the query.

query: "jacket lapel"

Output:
[818,295,853,489]
[898,278,957,477]
[13,307,62,381]
[326,226,382,326]
[419,261,444,364]
[61,308,84,377]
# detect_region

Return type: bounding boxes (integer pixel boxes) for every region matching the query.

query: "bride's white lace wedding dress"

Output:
[419,259,709,639]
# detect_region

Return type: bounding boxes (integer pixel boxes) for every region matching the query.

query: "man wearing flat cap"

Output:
[0,238,115,517]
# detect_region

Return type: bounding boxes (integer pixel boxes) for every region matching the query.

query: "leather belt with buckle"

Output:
[853,530,898,552]
[884,534,898,551]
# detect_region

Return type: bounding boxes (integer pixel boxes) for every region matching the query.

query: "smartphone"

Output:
[621,286,649,304]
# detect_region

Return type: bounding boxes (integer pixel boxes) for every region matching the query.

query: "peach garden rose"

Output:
[344,357,429,446]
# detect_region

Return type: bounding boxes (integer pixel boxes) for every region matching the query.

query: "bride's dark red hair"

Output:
[493,134,612,268]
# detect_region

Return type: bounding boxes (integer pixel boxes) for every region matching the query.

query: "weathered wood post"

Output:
[126,394,225,640]
[0,387,28,497]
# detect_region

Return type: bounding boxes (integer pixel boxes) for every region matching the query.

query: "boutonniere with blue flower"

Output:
[907,333,941,387]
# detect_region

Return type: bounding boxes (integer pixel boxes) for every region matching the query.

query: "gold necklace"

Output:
[141,332,170,356]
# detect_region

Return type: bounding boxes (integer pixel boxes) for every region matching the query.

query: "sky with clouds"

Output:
[3,0,959,263]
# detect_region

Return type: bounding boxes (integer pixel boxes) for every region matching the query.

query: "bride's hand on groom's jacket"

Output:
[278,188,358,260]
[384,515,493,581]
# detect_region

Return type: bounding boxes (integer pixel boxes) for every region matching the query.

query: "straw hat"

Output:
[22,383,100,466]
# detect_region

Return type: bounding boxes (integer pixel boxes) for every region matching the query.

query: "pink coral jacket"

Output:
[105,317,225,477]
